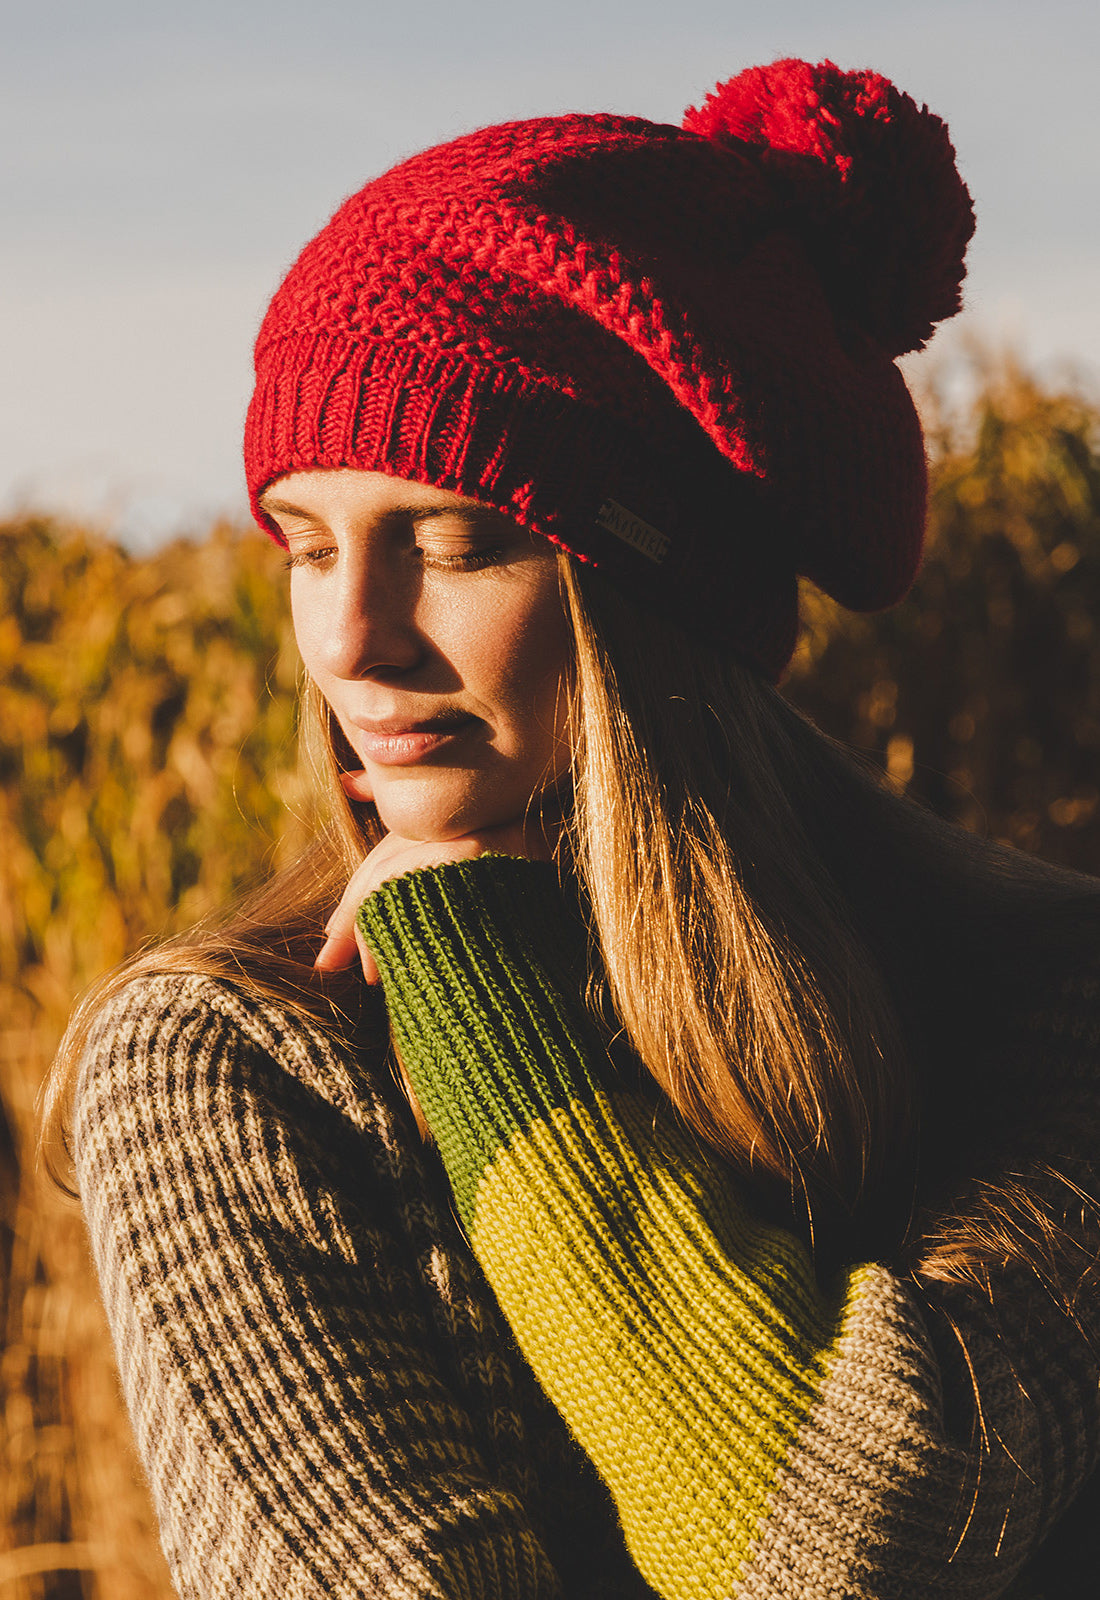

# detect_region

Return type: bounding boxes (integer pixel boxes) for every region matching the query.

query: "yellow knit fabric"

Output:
[470,1090,843,1600]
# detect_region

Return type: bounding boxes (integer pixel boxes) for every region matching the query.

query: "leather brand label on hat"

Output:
[596,499,670,564]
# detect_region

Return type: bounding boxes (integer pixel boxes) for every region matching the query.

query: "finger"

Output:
[313,931,360,972]
[354,924,380,985]
[313,830,497,976]
[313,922,380,982]
[314,854,382,971]
[339,768,375,802]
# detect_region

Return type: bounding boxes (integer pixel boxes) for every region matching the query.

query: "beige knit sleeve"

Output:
[73,972,575,1600]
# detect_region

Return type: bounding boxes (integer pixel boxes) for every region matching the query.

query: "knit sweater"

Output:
[76,857,1100,1599]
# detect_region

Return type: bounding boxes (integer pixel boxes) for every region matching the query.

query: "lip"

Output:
[347,712,480,766]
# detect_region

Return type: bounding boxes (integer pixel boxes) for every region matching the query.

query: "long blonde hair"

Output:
[563,563,912,1242]
[44,554,1100,1286]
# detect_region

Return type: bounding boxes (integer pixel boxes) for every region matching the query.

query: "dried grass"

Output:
[0,520,300,1598]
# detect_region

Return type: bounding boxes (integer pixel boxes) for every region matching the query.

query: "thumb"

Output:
[340,768,375,803]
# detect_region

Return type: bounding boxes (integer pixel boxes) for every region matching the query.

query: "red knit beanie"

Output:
[245,58,974,679]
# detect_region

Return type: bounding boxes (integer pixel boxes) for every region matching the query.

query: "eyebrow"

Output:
[257,495,501,527]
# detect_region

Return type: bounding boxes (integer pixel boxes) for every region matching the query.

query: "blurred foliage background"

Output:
[2,357,1100,1596]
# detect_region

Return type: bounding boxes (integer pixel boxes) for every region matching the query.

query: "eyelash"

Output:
[282,549,332,571]
[282,546,506,573]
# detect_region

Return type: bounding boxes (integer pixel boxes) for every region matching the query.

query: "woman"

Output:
[50,58,1100,1599]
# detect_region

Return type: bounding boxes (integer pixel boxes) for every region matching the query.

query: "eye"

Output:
[418,544,506,572]
[283,544,337,571]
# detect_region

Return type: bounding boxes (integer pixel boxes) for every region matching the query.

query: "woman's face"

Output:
[263,469,572,842]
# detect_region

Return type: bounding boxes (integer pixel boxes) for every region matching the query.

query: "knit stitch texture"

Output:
[245,60,975,678]
[77,858,1100,1598]
[356,858,1100,1599]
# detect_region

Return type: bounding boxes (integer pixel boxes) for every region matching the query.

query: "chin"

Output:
[371,773,528,843]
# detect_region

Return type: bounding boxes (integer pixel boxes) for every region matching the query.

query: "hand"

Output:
[314,769,553,982]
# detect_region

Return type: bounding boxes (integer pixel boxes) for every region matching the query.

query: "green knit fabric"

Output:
[355,858,597,1227]
[358,856,1100,1600]
[359,859,841,1598]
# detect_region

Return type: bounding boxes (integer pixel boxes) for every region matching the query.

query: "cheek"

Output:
[482,583,572,740]
[289,582,323,676]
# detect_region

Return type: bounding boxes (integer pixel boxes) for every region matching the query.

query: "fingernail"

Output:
[314,934,352,971]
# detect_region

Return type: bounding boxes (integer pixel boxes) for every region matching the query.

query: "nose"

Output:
[309,550,424,682]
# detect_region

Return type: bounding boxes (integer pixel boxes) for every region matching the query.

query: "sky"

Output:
[3,0,1099,546]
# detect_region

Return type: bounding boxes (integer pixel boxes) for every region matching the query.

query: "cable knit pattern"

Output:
[76,857,1100,1598]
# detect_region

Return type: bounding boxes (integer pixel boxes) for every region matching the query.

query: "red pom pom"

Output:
[683,59,975,358]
